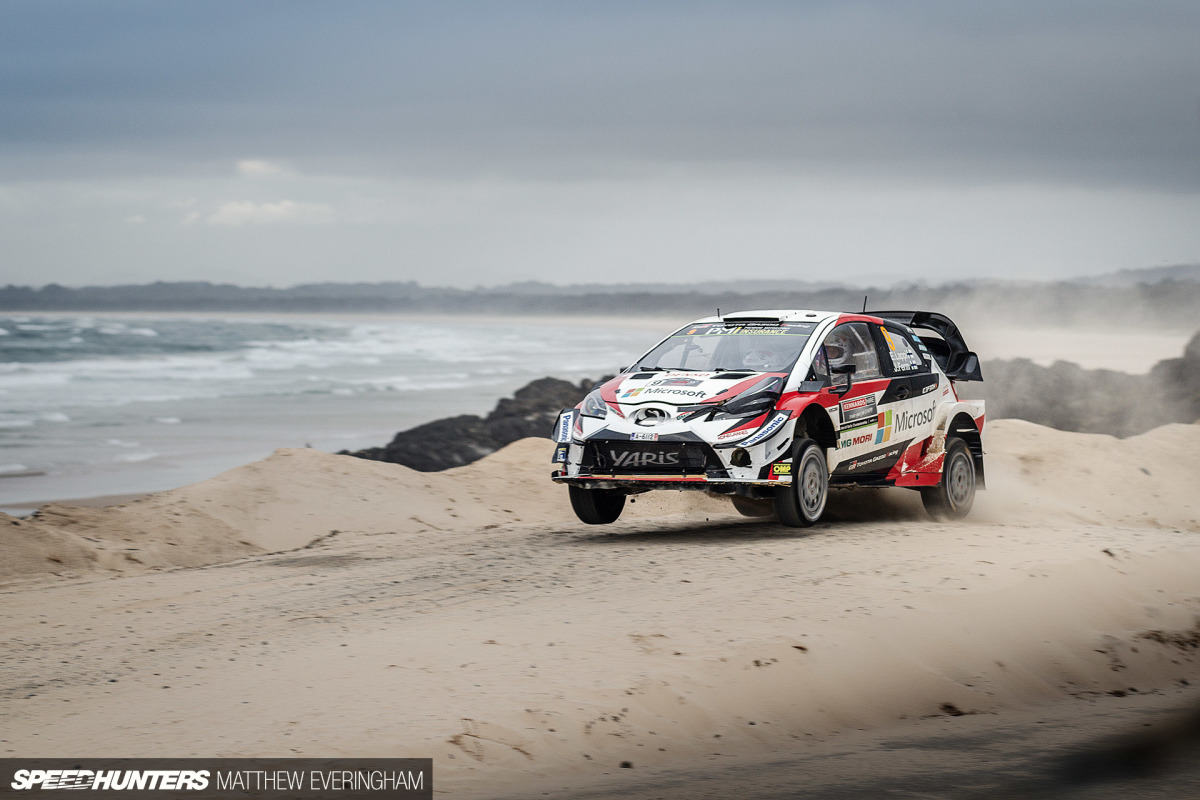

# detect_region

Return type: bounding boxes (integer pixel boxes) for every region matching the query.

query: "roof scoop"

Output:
[721,314,782,326]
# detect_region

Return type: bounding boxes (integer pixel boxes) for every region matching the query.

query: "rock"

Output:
[343,377,603,472]
[977,329,1200,437]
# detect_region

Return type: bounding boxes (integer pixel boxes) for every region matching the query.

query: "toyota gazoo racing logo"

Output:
[10,769,210,791]
[607,449,680,468]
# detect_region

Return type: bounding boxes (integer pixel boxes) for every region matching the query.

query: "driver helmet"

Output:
[742,347,778,371]
[825,332,851,368]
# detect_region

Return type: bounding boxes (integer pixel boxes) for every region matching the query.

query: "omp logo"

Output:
[608,450,680,468]
[895,406,934,433]
[875,410,893,444]
[11,770,210,791]
[771,462,791,476]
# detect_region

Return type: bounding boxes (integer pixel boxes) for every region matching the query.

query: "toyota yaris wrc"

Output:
[551,310,985,527]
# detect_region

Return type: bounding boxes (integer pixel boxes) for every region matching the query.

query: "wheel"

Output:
[731,495,775,517]
[568,484,626,524]
[773,438,828,527]
[922,437,976,520]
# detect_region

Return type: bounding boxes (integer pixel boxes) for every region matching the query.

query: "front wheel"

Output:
[773,438,828,527]
[731,495,775,518]
[568,484,626,524]
[921,437,976,520]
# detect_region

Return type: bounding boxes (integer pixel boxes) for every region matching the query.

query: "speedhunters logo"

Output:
[10,770,210,791]
[2,759,431,799]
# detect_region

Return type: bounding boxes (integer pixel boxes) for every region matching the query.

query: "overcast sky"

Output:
[2,1,1198,289]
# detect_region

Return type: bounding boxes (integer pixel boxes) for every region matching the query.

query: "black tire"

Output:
[568,484,626,525]
[773,438,828,527]
[731,495,775,518]
[922,437,976,520]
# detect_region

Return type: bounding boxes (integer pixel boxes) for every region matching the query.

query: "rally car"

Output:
[551,309,985,527]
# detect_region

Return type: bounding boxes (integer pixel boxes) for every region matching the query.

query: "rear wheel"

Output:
[773,438,828,527]
[922,437,976,520]
[568,484,626,524]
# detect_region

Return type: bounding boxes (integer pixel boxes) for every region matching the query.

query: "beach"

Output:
[3,418,1199,797]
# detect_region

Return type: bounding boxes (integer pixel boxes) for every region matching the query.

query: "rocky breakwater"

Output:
[342,377,601,472]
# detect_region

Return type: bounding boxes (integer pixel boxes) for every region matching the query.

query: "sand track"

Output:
[2,420,1199,797]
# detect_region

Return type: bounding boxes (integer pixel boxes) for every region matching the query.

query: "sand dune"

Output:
[2,420,1199,797]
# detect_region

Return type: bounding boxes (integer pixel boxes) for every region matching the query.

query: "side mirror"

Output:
[831,363,856,395]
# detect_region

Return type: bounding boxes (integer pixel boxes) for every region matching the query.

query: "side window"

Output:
[821,322,883,381]
[879,325,929,375]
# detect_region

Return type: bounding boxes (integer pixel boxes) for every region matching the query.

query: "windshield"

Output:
[634,321,817,373]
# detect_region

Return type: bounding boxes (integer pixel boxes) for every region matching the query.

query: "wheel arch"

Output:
[946,411,985,490]
[792,402,838,456]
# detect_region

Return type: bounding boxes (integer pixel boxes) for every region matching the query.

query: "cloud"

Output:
[125,214,146,224]
[236,159,288,177]
[204,200,336,227]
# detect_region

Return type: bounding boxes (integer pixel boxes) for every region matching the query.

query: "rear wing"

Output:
[872,310,983,381]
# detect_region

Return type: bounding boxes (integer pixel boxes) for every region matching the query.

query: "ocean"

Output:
[0,313,668,511]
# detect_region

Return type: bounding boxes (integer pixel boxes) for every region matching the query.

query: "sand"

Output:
[2,420,1200,797]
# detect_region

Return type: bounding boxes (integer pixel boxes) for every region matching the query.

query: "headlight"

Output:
[715,376,782,418]
[580,388,609,419]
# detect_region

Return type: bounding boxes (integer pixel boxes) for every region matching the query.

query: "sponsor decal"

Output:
[553,445,569,463]
[674,322,816,337]
[738,411,792,447]
[630,432,659,441]
[894,405,935,433]
[838,431,876,449]
[921,381,938,395]
[651,377,703,387]
[875,409,893,444]
[620,388,645,399]
[641,387,707,398]
[607,449,680,468]
[839,395,878,426]
[554,410,577,444]
[771,462,792,476]
[845,444,903,473]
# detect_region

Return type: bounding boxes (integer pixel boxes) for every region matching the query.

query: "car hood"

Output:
[604,370,785,408]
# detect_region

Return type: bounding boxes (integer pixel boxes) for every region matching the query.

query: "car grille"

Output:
[582,441,718,474]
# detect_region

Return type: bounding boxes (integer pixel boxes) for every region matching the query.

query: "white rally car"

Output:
[551,310,985,527]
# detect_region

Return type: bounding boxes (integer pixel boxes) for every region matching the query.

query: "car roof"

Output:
[688,309,845,325]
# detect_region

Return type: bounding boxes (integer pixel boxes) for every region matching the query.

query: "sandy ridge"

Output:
[2,420,1199,797]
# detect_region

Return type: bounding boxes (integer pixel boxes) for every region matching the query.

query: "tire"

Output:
[731,495,775,518]
[922,437,976,520]
[568,484,626,525]
[773,438,828,527]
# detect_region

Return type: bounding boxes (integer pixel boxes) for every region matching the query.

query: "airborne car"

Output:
[551,310,985,527]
